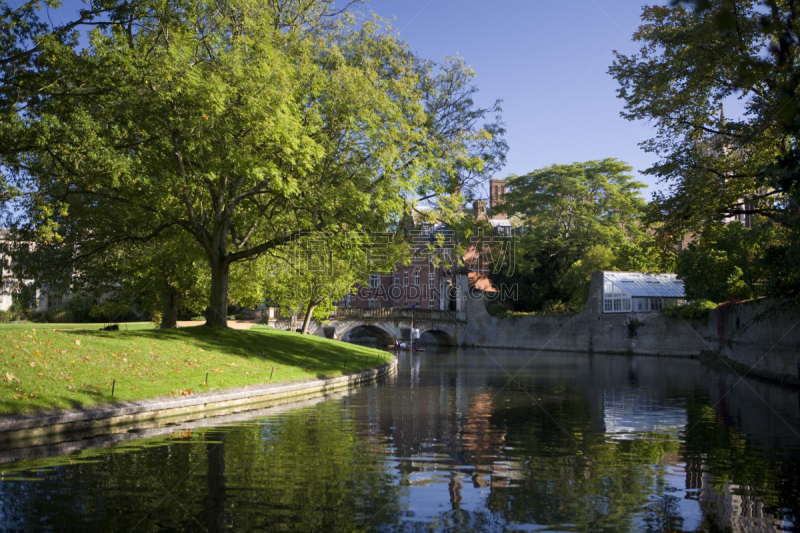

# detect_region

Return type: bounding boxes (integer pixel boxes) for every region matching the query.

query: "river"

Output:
[0,347,798,532]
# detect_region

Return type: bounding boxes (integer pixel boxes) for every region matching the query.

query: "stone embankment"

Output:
[0,359,397,446]
[462,272,800,386]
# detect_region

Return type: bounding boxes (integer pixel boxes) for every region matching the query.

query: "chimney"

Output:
[472,199,487,220]
[489,179,506,219]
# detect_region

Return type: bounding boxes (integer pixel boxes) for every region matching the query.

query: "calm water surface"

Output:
[1,348,799,532]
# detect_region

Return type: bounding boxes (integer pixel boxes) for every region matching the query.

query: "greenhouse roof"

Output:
[603,272,685,298]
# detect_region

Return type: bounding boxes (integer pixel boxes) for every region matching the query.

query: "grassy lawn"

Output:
[0,323,393,415]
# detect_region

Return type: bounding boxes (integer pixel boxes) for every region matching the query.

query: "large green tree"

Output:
[10,0,503,327]
[609,1,800,296]
[491,159,669,313]
[676,219,793,301]
[263,231,406,334]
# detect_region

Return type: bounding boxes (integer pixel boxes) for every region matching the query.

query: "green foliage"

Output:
[9,0,505,327]
[487,303,508,317]
[664,300,717,320]
[88,300,134,323]
[492,159,670,313]
[609,1,800,294]
[626,318,646,338]
[0,310,11,323]
[41,305,74,324]
[676,220,792,302]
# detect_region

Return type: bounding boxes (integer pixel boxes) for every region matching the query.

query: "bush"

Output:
[66,296,95,323]
[665,300,717,320]
[190,316,205,321]
[487,303,507,318]
[0,310,11,323]
[234,313,249,320]
[89,300,133,322]
[45,305,75,323]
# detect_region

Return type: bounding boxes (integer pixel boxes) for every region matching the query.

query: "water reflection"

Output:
[0,348,798,532]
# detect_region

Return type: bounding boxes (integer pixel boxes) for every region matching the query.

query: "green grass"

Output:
[0,323,393,415]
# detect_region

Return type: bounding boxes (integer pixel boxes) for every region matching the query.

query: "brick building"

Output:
[343,180,511,309]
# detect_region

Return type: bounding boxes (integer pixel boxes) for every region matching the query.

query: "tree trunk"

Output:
[160,284,181,329]
[300,299,316,335]
[199,431,226,530]
[206,256,230,328]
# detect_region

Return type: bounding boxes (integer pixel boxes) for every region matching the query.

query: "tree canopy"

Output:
[4,0,505,326]
[609,0,800,297]
[491,159,671,313]
[502,159,647,247]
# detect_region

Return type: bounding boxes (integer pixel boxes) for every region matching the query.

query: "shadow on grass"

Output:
[68,325,391,377]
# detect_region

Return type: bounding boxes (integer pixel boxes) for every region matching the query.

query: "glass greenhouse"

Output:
[602,272,685,313]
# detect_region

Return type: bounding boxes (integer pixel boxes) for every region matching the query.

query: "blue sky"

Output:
[367,0,666,200]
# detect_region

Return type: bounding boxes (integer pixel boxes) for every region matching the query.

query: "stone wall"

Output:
[462,271,708,357]
[705,298,800,385]
[462,272,800,382]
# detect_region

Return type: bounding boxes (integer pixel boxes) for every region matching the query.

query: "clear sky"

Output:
[366,0,665,200]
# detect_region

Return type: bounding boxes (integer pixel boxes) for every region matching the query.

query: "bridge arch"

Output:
[340,323,398,346]
[419,327,455,346]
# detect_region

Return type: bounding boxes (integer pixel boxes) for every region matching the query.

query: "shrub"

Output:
[664,300,717,321]
[89,301,133,322]
[66,296,95,323]
[0,310,11,323]
[234,313,249,320]
[487,303,507,317]
[190,316,205,321]
[45,306,75,323]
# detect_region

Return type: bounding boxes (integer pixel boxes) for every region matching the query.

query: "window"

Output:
[414,271,420,286]
[403,272,409,287]
[429,272,435,289]
[369,274,380,289]
[346,294,353,308]
[368,298,379,308]
[394,273,399,287]
[403,301,409,308]
[429,299,435,309]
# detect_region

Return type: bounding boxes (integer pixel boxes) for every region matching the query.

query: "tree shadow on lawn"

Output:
[67,326,389,377]
[0,391,103,417]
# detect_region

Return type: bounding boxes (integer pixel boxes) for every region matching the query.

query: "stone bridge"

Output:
[271,308,465,346]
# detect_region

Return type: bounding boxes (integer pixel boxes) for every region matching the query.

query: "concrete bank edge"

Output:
[0,358,397,443]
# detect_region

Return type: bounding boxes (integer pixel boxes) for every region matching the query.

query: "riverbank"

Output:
[1,323,393,415]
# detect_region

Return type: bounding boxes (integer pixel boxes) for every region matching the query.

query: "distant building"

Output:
[344,179,511,309]
[601,271,686,313]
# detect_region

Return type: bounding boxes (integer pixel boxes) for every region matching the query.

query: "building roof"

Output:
[603,271,685,298]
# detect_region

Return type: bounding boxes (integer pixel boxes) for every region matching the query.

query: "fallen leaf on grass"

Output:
[180,389,192,396]
[29,362,35,367]
[74,340,80,346]
[3,373,18,382]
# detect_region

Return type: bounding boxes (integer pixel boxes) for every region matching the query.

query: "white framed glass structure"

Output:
[602,272,685,313]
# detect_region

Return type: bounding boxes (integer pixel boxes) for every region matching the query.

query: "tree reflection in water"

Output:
[0,349,797,532]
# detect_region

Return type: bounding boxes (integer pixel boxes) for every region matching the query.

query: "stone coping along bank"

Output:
[0,357,397,446]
